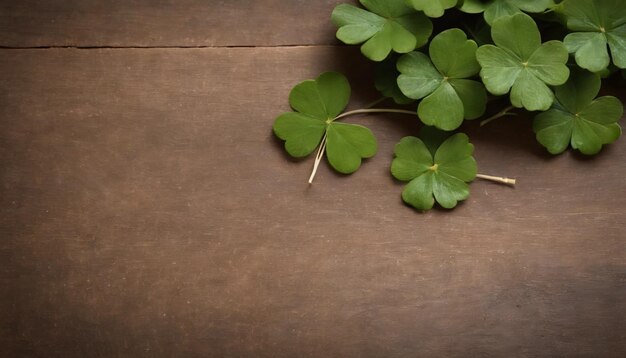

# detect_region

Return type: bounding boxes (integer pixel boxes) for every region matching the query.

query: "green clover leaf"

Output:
[476,13,570,111]
[397,29,487,131]
[406,0,458,18]
[273,72,377,174]
[374,55,414,105]
[391,130,477,211]
[559,0,626,72]
[457,0,489,13]
[331,0,433,61]
[534,69,623,155]
[459,0,555,25]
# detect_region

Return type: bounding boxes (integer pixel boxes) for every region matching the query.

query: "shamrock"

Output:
[331,0,433,61]
[476,13,570,111]
[391,129,477,211]
[398,29,487,131]
[406,0,458,18]
[534,69,623,155]
[559,0,626,72]
[459,0,556,25]
[273,72,377,176]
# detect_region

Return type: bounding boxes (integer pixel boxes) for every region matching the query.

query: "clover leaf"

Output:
[375,55,414,105]
[273,72,377,175]
[398,29,487,131]
[331,0,433,61]
[391,130,477,211]
[559,0,626,72]
[459,0,555,25]
[406,0,458,18]
[458,0,489,14]
[476,13,570,111]
[534,69,623,155]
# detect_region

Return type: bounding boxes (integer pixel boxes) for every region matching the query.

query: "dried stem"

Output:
[476,174,517,186]
[480,105,517,127]
[334,108,417,121]
[308,132,327,184]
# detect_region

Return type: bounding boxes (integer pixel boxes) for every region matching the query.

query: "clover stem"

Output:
[476,174,517,186]
[480,105,517,127]
[334,108,417,121]
[364,97,388,109]
[308,132,328,184]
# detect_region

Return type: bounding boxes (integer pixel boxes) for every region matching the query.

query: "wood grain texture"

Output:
[1,47,625,357]
[0,0,354,47]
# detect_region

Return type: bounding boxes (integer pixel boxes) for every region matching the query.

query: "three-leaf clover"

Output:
[273,72,377,175]
[534,69,623,155]
[331,0,433,61]
[406,0,457,18]
[476,13,570,111]
[391,129,477,211]
[559,0,626,72]
[398,29,487,131]
[459,0,556,25]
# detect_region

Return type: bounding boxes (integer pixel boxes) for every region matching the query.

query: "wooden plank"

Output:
[0,47,625,357]
[0,0,353,47]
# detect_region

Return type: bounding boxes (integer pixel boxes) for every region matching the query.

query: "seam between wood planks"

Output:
[0,44,342,50]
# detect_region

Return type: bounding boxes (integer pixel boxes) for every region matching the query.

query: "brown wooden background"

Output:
[1,1,625,357]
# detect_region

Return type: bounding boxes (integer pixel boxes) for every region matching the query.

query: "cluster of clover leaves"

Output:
[273,0,625,211]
